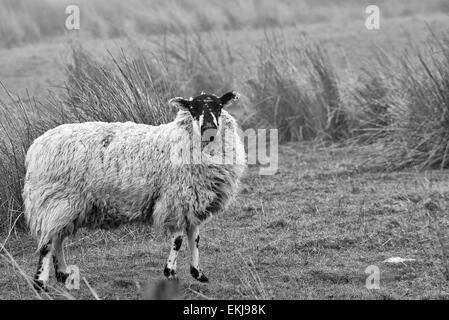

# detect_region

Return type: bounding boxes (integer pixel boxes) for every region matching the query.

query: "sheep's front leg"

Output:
[163,231,183,280]
[187,225,208,283]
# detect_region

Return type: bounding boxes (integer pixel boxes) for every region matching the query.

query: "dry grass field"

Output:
[1,0,449,300]
[1,144,449,299]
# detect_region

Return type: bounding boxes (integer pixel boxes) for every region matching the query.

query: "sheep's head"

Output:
[169,91,240,146]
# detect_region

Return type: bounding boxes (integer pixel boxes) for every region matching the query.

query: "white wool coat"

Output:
[23,110,246,249]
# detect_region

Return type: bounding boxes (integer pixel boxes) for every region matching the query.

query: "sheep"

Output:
[23,91,246,291]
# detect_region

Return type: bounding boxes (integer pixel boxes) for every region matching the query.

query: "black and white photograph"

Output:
[0,0,449,304]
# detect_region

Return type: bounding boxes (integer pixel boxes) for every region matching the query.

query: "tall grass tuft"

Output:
[150,33,237,96]
[65,46,177,125]
[245,33,347,142]
[0,92,50,232]
[350,50,397,143]
[359,31,449,170]
[304,41,348,141]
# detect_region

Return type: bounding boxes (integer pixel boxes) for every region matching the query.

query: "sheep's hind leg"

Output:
[33,241,54,292]
[53,236,69,284]
[187,225,208,283]
[163,231,183,280]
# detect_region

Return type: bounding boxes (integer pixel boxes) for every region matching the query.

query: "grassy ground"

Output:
[1,143,449,300]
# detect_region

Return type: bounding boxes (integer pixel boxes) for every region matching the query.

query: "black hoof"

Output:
[163,264,177,280]
[55,271,69,283]
[190,266,209,283]
[197,273,209,283]
[33,279,47,292]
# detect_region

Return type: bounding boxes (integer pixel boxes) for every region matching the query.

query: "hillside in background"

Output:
[0,0,448,48]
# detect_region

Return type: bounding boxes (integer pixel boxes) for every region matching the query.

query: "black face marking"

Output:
[173,236,182,251]
[187,94,222,137]
[189,94,222,119]
[172,91,239,145]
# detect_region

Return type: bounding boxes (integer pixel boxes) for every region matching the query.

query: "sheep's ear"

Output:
[169,97,191,110]
[220,91,240,108]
